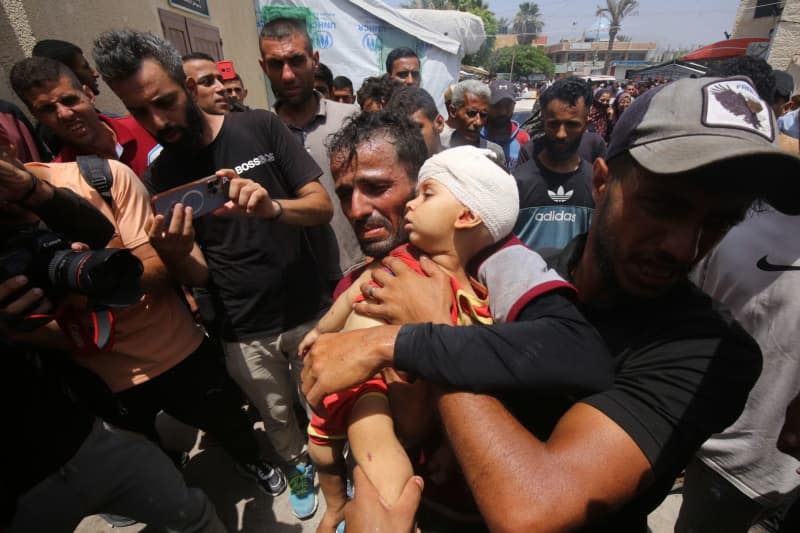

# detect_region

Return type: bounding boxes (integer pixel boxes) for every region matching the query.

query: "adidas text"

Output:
[535,211,576,222]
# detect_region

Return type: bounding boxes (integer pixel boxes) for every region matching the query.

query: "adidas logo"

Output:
[547,186,573,203]
[534,211,576,222]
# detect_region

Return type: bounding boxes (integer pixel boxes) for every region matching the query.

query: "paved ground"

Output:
[76,415,327,533]
[67,417,733,533]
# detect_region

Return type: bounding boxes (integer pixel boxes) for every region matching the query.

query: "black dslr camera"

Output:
[0,225,144,332]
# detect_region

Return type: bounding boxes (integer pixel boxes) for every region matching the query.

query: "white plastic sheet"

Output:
[398,9,485,55]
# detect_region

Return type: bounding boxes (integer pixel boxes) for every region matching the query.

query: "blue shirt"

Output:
[778,109,799,139]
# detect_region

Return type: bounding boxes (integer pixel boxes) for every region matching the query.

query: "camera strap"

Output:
[57,307,116,354]
[76,155,114,208]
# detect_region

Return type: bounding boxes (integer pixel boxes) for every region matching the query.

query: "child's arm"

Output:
[321,268,374,332]
[299,268,376,356]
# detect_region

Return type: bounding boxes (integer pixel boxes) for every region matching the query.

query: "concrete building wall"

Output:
[732,0,781,39]
[731,0,800,91]
[545,41,656,77]
[766,0,800,74]
[0,0,268,116]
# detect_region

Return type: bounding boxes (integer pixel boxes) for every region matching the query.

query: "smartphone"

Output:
[150,175,230,225]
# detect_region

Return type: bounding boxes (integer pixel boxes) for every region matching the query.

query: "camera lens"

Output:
[48,248,144,306]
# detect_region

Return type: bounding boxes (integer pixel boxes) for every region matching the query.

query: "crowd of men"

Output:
[2,10,800,533]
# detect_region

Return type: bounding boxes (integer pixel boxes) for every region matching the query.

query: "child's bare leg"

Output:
[308,440,347,532]
[347,393,414,505]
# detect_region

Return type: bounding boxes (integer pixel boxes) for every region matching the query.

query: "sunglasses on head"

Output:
[465,109,488,120]
[395,70,421,80]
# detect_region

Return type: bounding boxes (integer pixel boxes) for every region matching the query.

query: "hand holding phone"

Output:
[216,169,280,219]
[150,170,279,223]
[150,174,231,225]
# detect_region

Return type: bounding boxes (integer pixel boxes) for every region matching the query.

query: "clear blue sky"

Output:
[389,0,740,50]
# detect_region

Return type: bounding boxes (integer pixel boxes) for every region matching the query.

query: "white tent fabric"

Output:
[399,8,485,55]
[349,0,462,55]
[254,0,469,114]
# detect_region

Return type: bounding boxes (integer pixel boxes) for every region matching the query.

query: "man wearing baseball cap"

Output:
[481,80,529,171]
[772,69,794,118]
[301,76,800,532]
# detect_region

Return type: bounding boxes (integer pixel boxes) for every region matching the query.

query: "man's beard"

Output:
[276,83,314,107]
[590,202,624,296]
[486,116,509,130]
[354,212,408,259]
[156,100,206,152]
[542,134,581,161]
[591,199,688,301]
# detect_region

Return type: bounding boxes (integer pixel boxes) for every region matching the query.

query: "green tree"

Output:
[512,2,545,46]
[596,0,639,74]
[489,45,554,79]
[498,16,510,34]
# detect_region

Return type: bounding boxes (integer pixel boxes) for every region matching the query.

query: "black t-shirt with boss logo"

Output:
[145,110,328,340]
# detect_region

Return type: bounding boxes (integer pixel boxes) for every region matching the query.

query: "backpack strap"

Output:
[76,155,114,209]
[71,156,120,352]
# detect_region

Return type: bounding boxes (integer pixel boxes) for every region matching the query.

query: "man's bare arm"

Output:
[344,465,423,533]
[302,326,400,410]
[281,180,333,226]
[215,169,332,225]
[438,393,653,533]
[130,241,180,293]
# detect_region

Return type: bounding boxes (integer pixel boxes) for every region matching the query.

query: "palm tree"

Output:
[498,16,510,34]
[596,0,638,74]
[513,2,544,46]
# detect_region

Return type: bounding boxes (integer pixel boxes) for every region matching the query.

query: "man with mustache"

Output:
[259,15,363,284]
[385,47,421,88]
[93,29,334,519]
[440,80,505,167]
[10,57,160,178]
[513,77,595,251]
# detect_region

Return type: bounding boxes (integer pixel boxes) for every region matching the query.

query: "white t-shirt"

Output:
[692,207,800,505]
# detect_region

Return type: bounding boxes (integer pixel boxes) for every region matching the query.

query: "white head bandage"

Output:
[418,145,519,243]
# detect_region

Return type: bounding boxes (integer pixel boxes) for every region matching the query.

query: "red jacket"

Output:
[55,114,161,178]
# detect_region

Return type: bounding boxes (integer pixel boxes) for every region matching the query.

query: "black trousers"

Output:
[105,336,259,465]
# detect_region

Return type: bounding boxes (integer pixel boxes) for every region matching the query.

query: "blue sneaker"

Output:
[287,460,317,519]
[336,520,345,533]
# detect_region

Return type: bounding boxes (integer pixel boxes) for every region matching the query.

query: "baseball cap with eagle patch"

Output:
[606,76,800,215]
